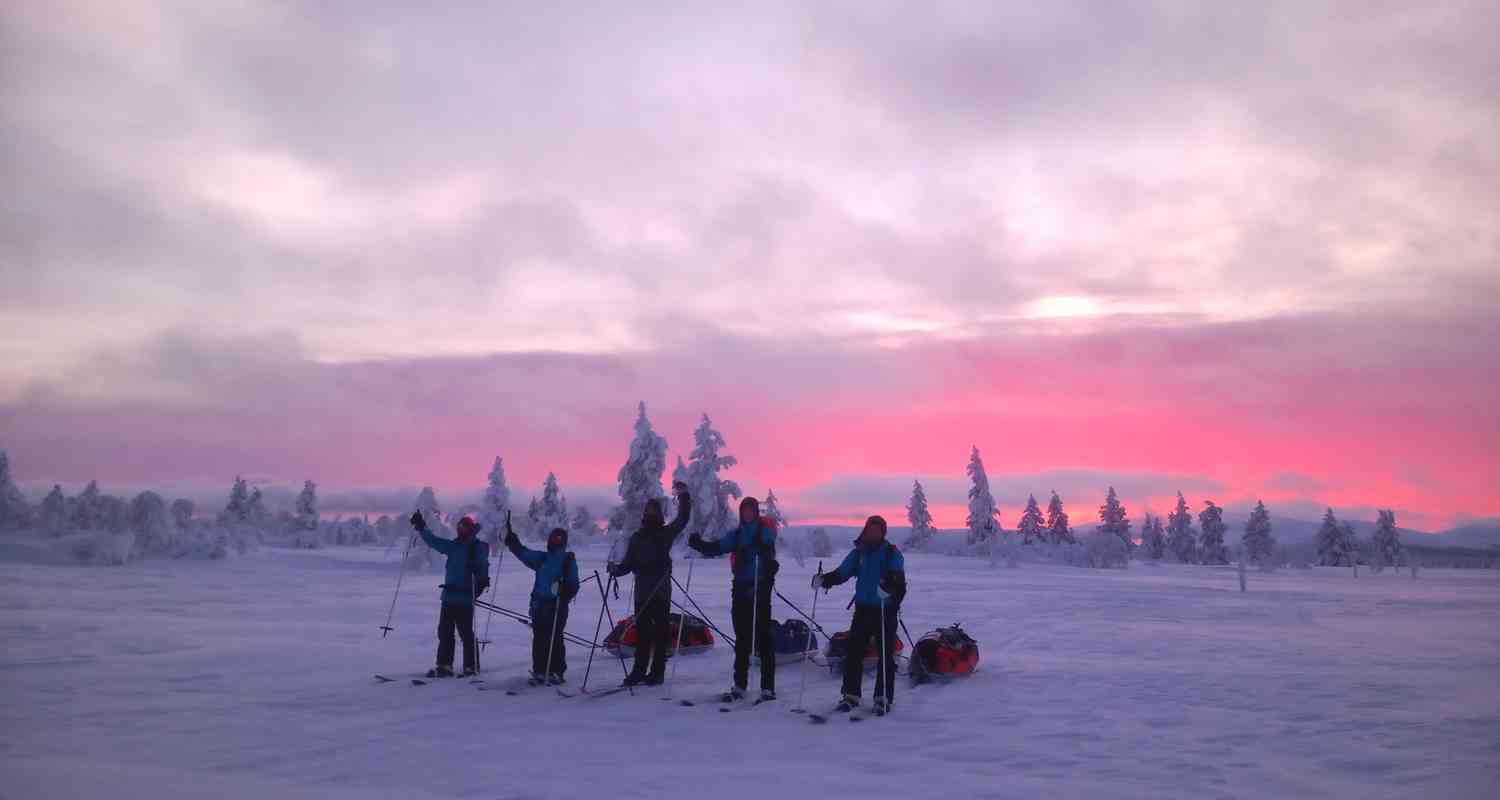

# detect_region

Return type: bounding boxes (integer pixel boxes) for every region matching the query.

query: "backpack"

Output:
[911,624,979,684]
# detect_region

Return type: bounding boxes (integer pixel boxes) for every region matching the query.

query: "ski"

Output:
[582,685,635,699]
[373,674,396,683]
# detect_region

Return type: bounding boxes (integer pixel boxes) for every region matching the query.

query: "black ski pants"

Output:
[530,599,570,677]
[841,603,899,704]
[436,602,477,672]
[630,573,673,681]
[730,579,775,692]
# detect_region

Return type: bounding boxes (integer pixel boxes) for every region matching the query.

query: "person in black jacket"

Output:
[608,481,691,686]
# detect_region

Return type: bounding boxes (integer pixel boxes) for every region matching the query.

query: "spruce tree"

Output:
[1046,491,1074,544]
[74,480,103,530]
[1315,508,1346,566]
[1017,494,1046,544]
[608,402,669,537]
[1371,509,1403,569]
[762,489,788,532]
[905,480,936,550]
[685,414,742,540]
[570,506,601,539]
[1198,501,1229,564]
[0,450,33,530]
[295,481,319,532]
[221,477,249,525]
[533,473,569,540]
[1141,512,1167,560]
[1242,500,1275,565]
[41,485,67,533]
[480,457,511,545]
[1165,491,1196,563]
[965,446,1001,545]
[1099,486,1133,553]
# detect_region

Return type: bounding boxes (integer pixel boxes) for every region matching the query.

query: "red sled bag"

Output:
[911,624,979,685]
[603,612,715,658]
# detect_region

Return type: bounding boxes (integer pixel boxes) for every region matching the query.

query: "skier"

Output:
[504,516,581,685]
[607,481,693,686]
[409,513,491,678]
[816,515,906,715]
[687,497,778,702]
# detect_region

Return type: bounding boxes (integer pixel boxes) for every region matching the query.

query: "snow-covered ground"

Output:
[2,547,1497,799]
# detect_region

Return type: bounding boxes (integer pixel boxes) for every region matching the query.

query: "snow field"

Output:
[1,548,1497,799]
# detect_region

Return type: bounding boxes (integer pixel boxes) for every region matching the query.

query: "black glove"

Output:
[817,572,836,590]
[767,558,780,578]
[474,576,490,596]
[880,574,906,603]
[688,532,705,550]
[606,563,624,578]
[672,480,688,495]
[409,511,427,531]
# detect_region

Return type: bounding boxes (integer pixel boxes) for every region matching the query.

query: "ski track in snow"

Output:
[1,548,1497,799]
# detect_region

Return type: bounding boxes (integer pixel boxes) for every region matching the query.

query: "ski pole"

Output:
[664,558,694,700]
[380,530,418,637]
[599,575,634,689]
[750,552,761,695]
[792,561,822,714]
[580,570,610,693]
[542,581,563,689]
[479,519,507,655]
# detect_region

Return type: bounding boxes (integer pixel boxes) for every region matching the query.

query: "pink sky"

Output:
[2,2,1497,531]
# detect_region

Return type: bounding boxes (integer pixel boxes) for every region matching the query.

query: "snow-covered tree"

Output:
[170,498,194,530]
[1339,521,1360,566]
[905,481,936,550]
[246,487,270,528]
[41,485,68,533]
[1316,508,1355,566]
[762,489,788,532]
[1046,491,1074,544]
[71,480,103,530]
[808,527,833,558]
[528,473,569,540]
[1017,494,1046,544]
[1371,509,1403,569]
[479,457,511,545]
[1242,500,1275,565]
[685,414,742,540]
[1165,491,1196,563]
[1099,486,1132,554]
[570,506,601,539]
[0,450,33,529]
[221,477,250,524]
[965,447,1001,545]
[608,402,669,537]
[1198,501,1229,564]
[1141,512,1167,560]
[670,456,690,520]
[409,487,447,566]
[295,481,318,532]
[129,491,177,556]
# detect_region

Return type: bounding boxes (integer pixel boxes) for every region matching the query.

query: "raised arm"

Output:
[504,529,544,570]
[410,512,456,555]
[665,486,693,542]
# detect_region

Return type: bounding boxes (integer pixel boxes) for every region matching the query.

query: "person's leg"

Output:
[552,605,570,677]
[627,602,651,681]
[876,604,899,705]
[841,607,873,700]
[531,601,549,676]
[757,583,775,692]
[646,589,671,682]
[457,603,477,673]
[730,587,751,690]
[436,603,457,669]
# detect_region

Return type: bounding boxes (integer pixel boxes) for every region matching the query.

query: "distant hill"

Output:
[1439,521,1500,548]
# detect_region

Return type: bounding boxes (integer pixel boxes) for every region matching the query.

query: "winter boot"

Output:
[426,666,455,679]
[547,673,566,686]
[527,672,545,687]
[720,686,746,703]
[461,667,477,678]
[623,670,646,687]
[835,694,860,713]
[873,697,889,716]
[758,689,777,703]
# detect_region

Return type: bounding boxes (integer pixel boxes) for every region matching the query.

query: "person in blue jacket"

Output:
[504,515,581,686]
[409,512,490,678]
[817,515,906,715]
[688,496,778,702]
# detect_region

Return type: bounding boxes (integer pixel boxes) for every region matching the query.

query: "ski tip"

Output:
[505,690,519,696]
[808,715,827,724]
[373,674,395,683]
[679,700,695,707]
[719,707,731,713]
[411,679,427,686]
[790,708,806,714]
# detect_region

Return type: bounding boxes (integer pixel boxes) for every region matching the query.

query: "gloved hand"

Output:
[672,480,689,495]
[811,572,823,589]
[606,562,624,578]
[817,572,836,590]
[688,532,705,550]
[767,558,780,578]
[409,511,427,531]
